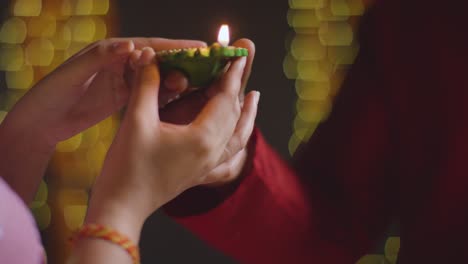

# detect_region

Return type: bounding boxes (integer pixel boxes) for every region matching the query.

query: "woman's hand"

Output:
[86,48,259,242]
[159,38,257,186]
[0,38,206,203]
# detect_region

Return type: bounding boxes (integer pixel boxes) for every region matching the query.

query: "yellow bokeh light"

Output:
[98,115,117,139]
[355,254,388,264]
[288,133,302,156]
[296,99,331,122]
[86,141,107,176]
[283,53,298,79]
[67,17,96,42]
[30,180,48,209]
[13,0,42,17]
[64,42,88,59]
[36,50,65,78]
[327,44,359,65]
[293,115,317,132]
[287,9,319,29]
[319,22,353,46]
[61,0,73,16]
[92,0,109,15]
[293,120,317,143]
[56,133,83,152]
[51,23,72,50]
[80,124,100,149]
[0,17,27,44]
[25,38,55,66]
[64,205,87,230]
[0,44,24,71]
[316,5,349,22]
[297,60,333,82]
[0,90,25,111]
[295,80,330,100]
[291,34,326,61]
[330,0,364,16]
[289,0,325,9]
[92,16,107,41]
[384,237,400,264]
[5,65,34,89]
[50,151,95,188]
[0,111,7,124]
[31,204,51,230]
[27,16,57,38]
[57,189,88,207]
[74,0,93,15]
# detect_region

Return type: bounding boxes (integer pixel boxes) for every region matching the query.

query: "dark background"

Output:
[115,1,295,262]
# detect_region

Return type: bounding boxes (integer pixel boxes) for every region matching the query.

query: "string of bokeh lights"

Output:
[284,0,362,155]
[0,0,116,262]
[283,0,399,263]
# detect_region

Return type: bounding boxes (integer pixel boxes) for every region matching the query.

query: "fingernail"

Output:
[142,46,155,54]
[140,47,156,65]
[129,50,142,70]
[239,57,247,68]
[112,41,134,55]
[254,91,260,105]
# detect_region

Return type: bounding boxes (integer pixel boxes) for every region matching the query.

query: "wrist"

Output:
[86,198,145,243]
[0,117,56,203]
[0,114,55,155]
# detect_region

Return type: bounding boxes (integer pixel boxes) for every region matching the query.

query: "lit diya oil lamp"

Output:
[156,25,248,87]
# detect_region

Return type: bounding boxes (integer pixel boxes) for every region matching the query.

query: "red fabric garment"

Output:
[166,0,468,263]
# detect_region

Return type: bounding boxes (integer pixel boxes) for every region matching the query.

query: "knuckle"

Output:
[191,130,214,155]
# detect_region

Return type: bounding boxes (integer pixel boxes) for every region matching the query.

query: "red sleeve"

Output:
[164,5,396,264]
[167,129,355,263]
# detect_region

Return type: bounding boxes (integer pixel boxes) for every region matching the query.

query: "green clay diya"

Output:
[156,43,249,87]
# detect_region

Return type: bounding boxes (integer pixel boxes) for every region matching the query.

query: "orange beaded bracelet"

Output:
[70,224,140,264]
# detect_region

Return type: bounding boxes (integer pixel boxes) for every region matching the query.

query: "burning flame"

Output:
[218,24,230,47]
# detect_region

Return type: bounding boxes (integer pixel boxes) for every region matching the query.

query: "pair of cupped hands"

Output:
[0,38,258,237]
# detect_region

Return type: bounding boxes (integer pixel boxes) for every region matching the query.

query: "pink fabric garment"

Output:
[0,177,44,264]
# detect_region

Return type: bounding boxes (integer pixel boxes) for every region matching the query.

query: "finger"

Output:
[160,71,190,107]
[53,40,135,87]
[66,69,129,133]
[221,90,260,162]
[231,38,255,93]
[126,62,161,123]
[63,38,205,65]
[131,38,207,51]
[139,47,156,65]
[129,49,143,70]
[127,48,156,87]
[163,71,189,93]
[202,148,248,186]
[192,57,247,140]
[124,50,143,89]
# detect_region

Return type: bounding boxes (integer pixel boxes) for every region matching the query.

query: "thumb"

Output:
[126,62,161,123]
